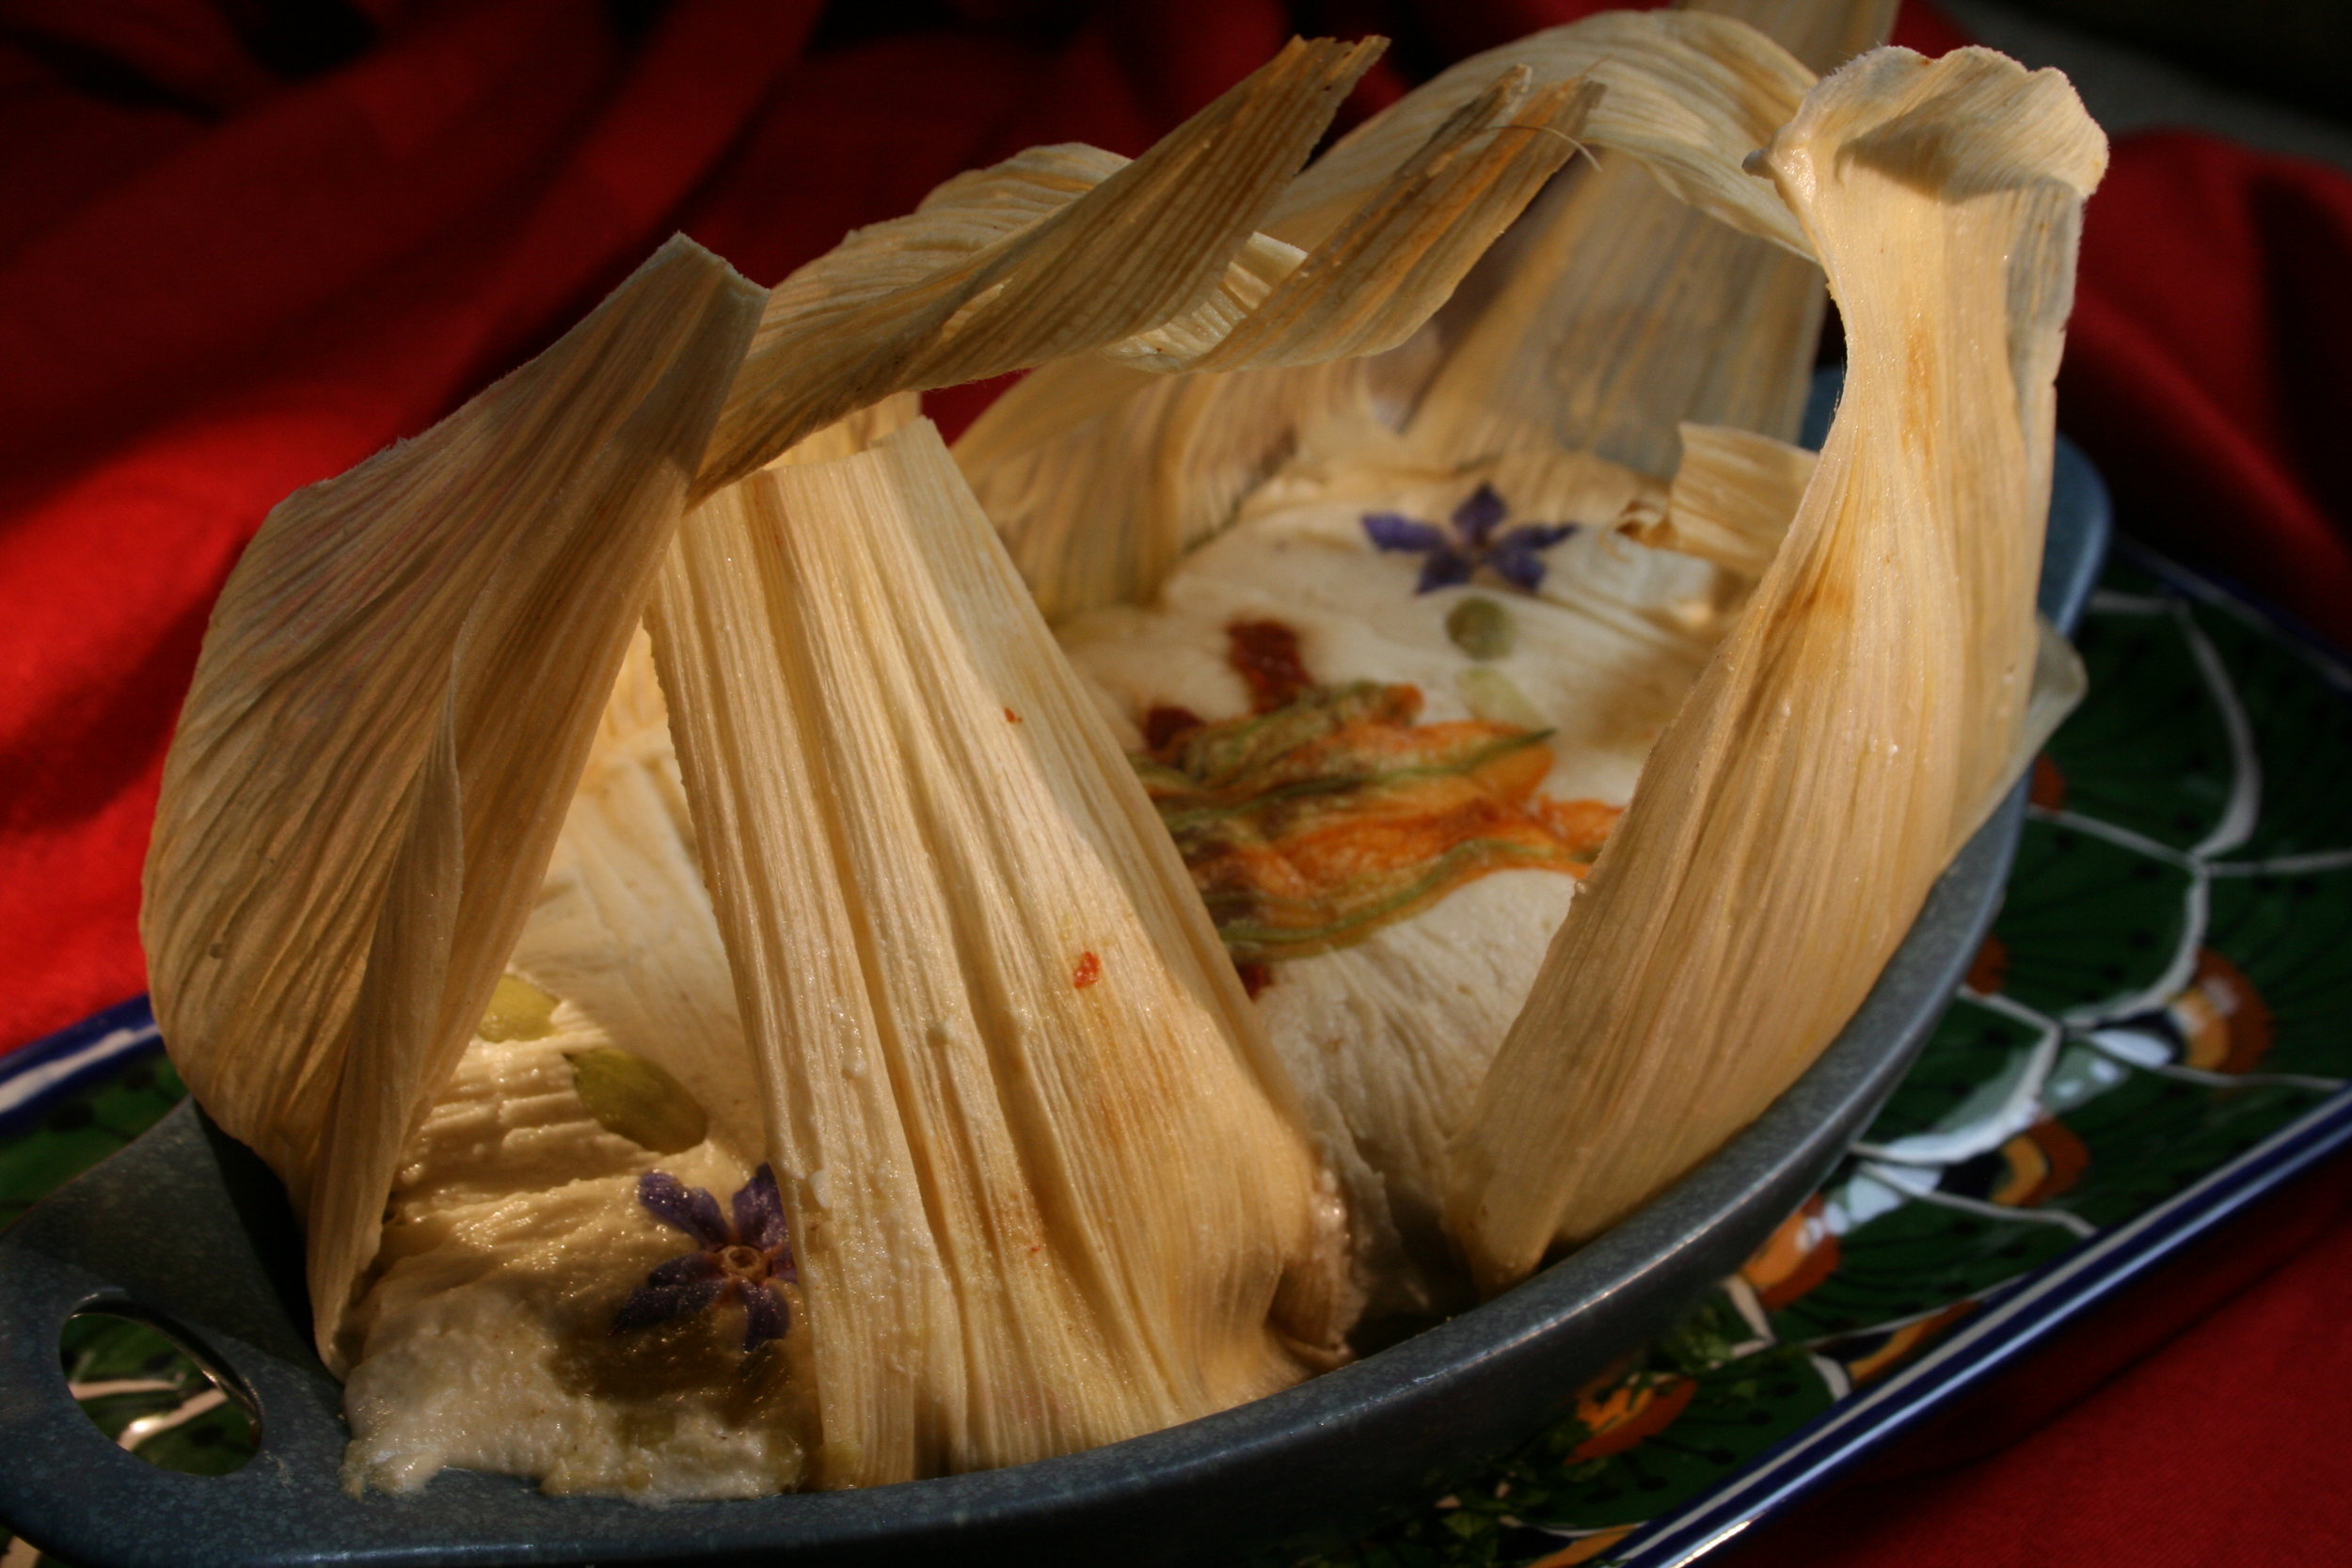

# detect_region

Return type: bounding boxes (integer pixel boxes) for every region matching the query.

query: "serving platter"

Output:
[0,413,2111,1568]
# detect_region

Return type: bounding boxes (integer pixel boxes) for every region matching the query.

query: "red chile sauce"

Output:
[1226,619,1313,712]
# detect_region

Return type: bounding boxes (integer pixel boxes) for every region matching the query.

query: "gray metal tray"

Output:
[0,409,2109,1568]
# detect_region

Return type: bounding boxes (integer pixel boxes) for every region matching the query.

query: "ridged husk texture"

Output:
[142,0,2100,1485]
[137,26,1611,1394]
[1444,43,2106,1287]
[650,417,1354,1482]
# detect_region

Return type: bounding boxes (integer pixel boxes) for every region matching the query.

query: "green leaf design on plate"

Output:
[0,1054,185,1229]
[2206,864,2352,1078]
[2042,604,2237,850]
[2189,600,2352,863]
[61,1310,255,1478]
[1857,996,2048,1149]
[1764,1162,2075,1343]
[1283,1296,1839,1567]
[2044,1063,2328,1230]
[1993,818,2196,1018]
[1504,1346,1838,1533]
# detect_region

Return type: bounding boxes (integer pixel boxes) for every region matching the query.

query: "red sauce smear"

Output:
[1004,707,1022,724]
[1144,704,1203,752]
[1226,620,1312,712]
[1072,951,1102,989]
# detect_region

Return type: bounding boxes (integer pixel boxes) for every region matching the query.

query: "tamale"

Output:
[144,31,1608,1493]
[138,0,2104,1502]
[649,419,1352,1484]
[151,36,1405,1373]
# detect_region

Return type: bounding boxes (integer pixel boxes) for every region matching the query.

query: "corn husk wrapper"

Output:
[1392,0,1896,478]
[650,416,1354,1483]
[141,239,767,1366]
[138,30,1650,1396]
[959,7,1849,625]
[1444,45,2106,1288]
[141,0,2100,1493]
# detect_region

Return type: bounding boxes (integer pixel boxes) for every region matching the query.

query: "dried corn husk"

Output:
[1266,8,1819,255]
[1394,0,1895,478]
[142,238,767,1365]
[143,0,2100,1498]
[699,37,1406,496]
[1445,44,2106,1288]
[1629,423,1820,579]
[143,30,1610,1398]
[649,418,1350,1485]
[960,6,1843,625]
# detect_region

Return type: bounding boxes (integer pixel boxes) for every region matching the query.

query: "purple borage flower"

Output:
[612,1164,796,1352]
[1360,483,1578,594]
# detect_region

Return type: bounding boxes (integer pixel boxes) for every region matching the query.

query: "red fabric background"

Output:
[3,1,2348,1561]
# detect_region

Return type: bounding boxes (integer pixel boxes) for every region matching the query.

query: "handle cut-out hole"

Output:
[60,1307,255,1476]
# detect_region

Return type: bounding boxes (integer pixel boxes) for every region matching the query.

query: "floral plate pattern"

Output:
[3,545,2348,1568]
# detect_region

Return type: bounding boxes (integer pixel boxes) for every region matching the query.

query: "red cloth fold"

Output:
[2065,132,2352,639]
[3,2,2348,1561]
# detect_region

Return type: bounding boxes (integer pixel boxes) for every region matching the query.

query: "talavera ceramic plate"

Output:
[0,407,2116,1568]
